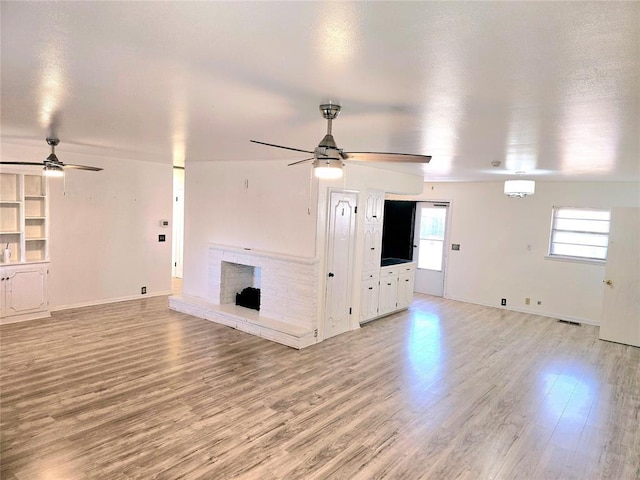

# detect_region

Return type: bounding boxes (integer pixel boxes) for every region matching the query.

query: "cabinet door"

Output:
[360,277,380,322]
[363,223,383,272]
[4,266,47,316]
[365,190,384,224]
[397,271,415,310]
[0,269,6,316]
[378,276,398,316]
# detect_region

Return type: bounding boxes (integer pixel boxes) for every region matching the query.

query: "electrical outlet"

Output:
[501,298,507,306]
[525,298,530,305]
[141,286,147,294]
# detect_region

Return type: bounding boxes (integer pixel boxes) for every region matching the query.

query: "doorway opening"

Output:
[413,202,450,297]
[172,167,185,295]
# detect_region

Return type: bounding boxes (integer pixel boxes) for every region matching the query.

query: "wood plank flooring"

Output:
[1,294,639,479]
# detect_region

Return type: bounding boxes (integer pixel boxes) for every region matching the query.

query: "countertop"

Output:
[381,257,413,267]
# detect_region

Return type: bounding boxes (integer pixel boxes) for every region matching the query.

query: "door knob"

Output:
[604,279,613,286]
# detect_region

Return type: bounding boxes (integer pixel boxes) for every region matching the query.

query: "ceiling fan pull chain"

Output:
[307,167,313,215]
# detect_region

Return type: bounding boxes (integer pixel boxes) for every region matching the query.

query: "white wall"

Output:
[48,156,173,309]
[183,160,318,300]
[390,181,640,324]
[181,160,424,312]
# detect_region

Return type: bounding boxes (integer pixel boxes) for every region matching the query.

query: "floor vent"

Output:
[558,319,581,326]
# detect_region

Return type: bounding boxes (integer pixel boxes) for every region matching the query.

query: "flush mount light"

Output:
[504,178,535,198]
[313,158,343,179]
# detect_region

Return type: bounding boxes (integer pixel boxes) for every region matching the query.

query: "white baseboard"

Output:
[50,290,173,312]
[0,311,51,325]
[442,294,600,327]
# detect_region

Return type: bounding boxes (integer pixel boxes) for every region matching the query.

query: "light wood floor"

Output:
[1,295,639,479]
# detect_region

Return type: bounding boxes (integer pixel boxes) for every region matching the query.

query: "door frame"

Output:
[322,188,358,341]
[172,167,185,278]
[413,200,452,297]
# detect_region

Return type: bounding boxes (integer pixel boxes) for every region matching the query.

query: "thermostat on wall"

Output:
[160,220,169,227]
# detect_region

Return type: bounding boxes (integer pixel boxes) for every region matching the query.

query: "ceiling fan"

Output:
[0,138,103,176]
[251,103,431,179]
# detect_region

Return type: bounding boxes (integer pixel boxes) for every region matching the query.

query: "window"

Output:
[549,207,610,261]
[417,206,447,270]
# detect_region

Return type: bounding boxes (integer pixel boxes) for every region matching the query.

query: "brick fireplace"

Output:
[170,244,320,349]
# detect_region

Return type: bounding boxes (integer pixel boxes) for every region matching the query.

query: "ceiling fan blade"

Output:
[62,164,103,171]
[0,161,45,166]
[287,157,314,166]
[341,152,432,163]
[250,140,314,154]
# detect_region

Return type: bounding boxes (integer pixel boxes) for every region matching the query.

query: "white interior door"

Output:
[599,207,640,347]
[324,190,358,339]
[413,202,449,296]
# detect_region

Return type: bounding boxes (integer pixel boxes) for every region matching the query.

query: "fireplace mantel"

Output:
[207,243,318,265]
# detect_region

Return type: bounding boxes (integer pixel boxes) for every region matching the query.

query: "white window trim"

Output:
[548,206,610,263]
[544,254,606,266]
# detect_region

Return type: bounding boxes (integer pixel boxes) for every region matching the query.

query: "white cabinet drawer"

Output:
[380,267,398,277]
[399,263,415,273]
[362,271,380,281]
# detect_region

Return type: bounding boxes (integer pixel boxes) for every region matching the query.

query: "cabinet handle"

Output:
[387,282,392,286]
[370,247,375,250]
[328,272,335,277]
[405,279,409,282]
[372,215,377,218]
[368,287,373,290]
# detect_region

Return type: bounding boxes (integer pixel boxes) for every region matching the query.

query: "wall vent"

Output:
[557,319,581,326]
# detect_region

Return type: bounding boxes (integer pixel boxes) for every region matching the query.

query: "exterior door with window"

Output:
[413,202,449,296]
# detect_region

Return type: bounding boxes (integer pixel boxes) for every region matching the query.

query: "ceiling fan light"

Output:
[313,158,343,179]
[44,163,64,177]
[504,179,535,198]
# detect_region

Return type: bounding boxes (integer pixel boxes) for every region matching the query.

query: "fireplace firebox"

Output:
[221,261,261,310]
[236,287,260,311]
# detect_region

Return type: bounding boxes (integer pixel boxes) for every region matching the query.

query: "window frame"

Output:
[547,206,610,265]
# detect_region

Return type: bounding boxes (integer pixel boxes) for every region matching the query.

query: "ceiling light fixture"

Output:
[313,158,343,179]
[504,172,535,198]
[44,162,64,177]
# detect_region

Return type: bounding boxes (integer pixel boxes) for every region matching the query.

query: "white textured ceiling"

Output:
[1,1,638,181]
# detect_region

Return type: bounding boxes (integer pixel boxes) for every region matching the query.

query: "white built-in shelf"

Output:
[0,172,48,263]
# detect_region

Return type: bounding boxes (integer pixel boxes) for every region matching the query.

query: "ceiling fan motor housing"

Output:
[319,103,341,120]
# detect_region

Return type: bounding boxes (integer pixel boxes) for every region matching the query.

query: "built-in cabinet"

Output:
[0,170,50,323]
[360,190,416,324]
[397,264,416,309]
[0,263,48,320]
